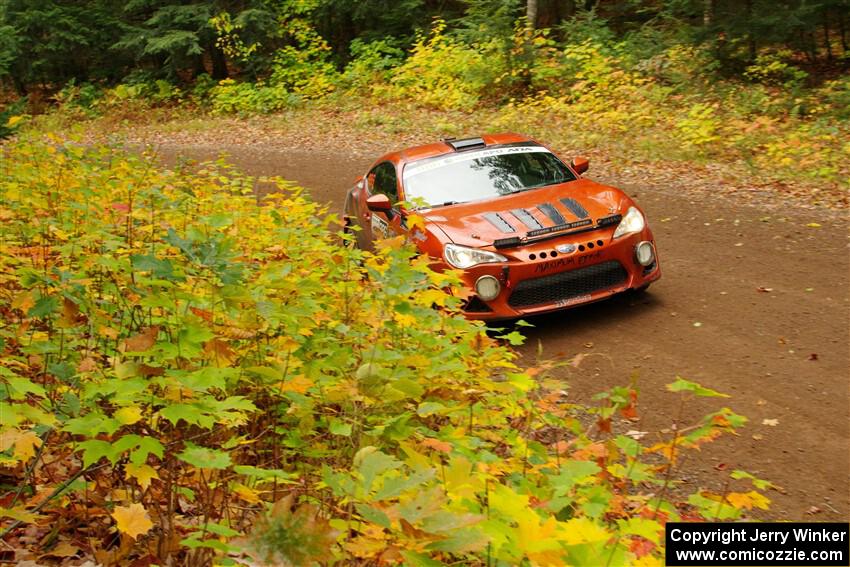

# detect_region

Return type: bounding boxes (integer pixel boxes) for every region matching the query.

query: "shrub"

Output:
[383,19,500,111]
[209,79,300,114]
[341,38,406,91]
[0,136,768,565]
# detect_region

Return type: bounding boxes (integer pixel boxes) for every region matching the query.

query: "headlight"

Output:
[613,206,645,239]
[443,243,507,269]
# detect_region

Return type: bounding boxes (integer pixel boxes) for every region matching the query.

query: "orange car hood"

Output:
[420,178,632,248]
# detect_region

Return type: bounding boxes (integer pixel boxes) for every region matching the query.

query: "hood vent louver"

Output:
[483,212,516,233]
[560,198,589,219]
[511,208,544,230]
[537,203,566,225]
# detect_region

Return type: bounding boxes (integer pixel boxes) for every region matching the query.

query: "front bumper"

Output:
[455,227,661,320]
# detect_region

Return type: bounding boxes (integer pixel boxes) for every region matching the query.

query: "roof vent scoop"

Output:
[446,137,487,151]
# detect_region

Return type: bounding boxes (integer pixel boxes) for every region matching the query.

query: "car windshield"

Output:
[402,146,576,208]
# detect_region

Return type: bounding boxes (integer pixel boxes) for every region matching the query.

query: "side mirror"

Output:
[571,157,589,175]
[366,194,392,212]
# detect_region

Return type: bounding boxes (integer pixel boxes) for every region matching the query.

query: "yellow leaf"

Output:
[99,325,120,339]
[11,290,34,312]
[232,482,262,504]
[277,375,313,394]
[6,115,23,128]
[560,517,610,545]
[0,428,42,461]
[111,502,153,539]
[0,505,39,523]
[727,490,771,510]
[407,214,426,231]
[114,406,143,425]
[125,463,159,491]
[806,222,821,228]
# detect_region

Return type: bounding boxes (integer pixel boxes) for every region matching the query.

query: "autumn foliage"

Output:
[0,137,769,565]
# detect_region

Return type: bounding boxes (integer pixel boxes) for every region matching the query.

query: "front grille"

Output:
[508,261,628,308]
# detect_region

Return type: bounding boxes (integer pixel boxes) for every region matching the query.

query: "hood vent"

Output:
[483,212,516,233]
[511,208,544,230]
[560,198,589,219]
[537,203,566,225]
[446,137,487,151]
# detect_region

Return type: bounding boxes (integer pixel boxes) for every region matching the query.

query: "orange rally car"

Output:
[343,133,661,320]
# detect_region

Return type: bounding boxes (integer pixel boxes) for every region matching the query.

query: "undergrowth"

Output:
[0,135,771,565]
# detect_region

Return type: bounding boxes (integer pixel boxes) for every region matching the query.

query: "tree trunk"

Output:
[209,43,229,80]
[703,0,714,26]
[823,9,833,61]
[838,9,848,53]
[746,0,756,62]
[527,0,538,29]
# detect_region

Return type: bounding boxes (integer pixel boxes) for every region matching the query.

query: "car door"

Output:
[363,161,405,247]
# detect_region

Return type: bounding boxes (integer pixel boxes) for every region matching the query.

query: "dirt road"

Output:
[152,143,849,522]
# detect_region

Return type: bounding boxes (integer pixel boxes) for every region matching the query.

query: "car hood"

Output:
[420,179,631,248]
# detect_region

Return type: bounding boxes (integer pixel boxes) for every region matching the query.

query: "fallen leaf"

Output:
[570,353,587,368]
[421,438,452,453]
[123,326,159,352]
[625,430,647,440]
[756,287,773,293]
[808,353,818,361]
[111,503,153,539]
[806,222,821,228]
[806,505,822,515]
[762,418,779,427]
[693,322,702,327]
[39,541,79,559]
[0,429,42,461]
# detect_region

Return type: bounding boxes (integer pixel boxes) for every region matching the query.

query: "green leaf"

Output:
[329,419,352,437]
[354,503,391,529]
[4,376,47,400]
[178,444,232,470]
[667,376,728,397]
[416,402,446,417]
[616,517,662,544]
[400,551,447,567]
[77,439,119,466]
[426,527,489,553]
[28,295,59,318]
[130,436,165,466]
[179,367,236,392]
[357,449,401,494]
[550,460,601,494]
[158,403,214,428]
[496,330,525,345]
[64,412,121,436]
[730,469,774,490]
